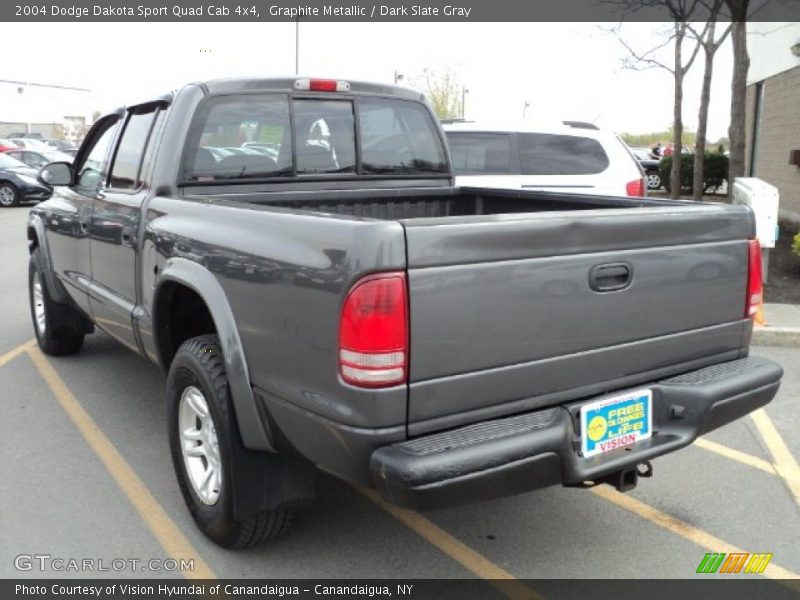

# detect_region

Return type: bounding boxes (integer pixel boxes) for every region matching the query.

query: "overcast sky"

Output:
[6,21,734,141]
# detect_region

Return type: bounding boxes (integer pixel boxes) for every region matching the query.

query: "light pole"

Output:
[461,86,469,119]
[394,70,404,84]
[295,18,300,74]
[523,100,530,119]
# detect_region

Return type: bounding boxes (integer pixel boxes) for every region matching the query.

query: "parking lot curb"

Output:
[752,326,800,348]
[751,304,800,347]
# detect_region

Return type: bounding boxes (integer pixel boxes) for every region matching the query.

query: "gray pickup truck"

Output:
[28,77,782,548]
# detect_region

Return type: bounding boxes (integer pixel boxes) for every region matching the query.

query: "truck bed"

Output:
[255,186,681,220]
[179,186,756,438]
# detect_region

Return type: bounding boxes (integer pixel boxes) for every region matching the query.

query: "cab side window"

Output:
[75,119,119,191]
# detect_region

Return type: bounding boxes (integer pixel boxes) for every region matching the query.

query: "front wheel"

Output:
[646,171,661,191]
[29,249,85,355]
[0,182,19,207]
[167,334,295,548]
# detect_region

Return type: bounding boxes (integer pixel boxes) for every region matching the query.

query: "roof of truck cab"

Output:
[190,77,425,101]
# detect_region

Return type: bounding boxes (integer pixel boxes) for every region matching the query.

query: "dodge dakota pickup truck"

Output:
[28,77,783,548]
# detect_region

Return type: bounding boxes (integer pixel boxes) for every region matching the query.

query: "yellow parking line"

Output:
[694,437,777,476]
[694,437,800,488]
[0,339,36,368]
[358,487,544,600]
[26,347,216,580]
[591,485,800,584]
[750,409,800,510]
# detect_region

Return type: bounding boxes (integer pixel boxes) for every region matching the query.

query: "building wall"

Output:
[0,81,94,142]
[746,23,800,84]
[0,122,62,138]
[745,55,800,224]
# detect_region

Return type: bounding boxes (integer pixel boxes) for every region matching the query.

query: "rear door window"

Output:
[446,133,512,174]
[517,133,609,175]
[108,109,157,190]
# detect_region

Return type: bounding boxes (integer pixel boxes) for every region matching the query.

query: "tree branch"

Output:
[616,30,676,73]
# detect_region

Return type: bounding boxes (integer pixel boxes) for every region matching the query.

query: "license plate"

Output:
[580,389,652,458]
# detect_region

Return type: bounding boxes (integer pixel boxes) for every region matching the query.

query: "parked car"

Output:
[0,153,51,207]
[8,132,44,140]
[43,139,79,153]
[629,147,663,190]
[9,138,54,151]
[28,77,781,549]
[0,138,20,152]
[443,121,646,196]
[4,148,74,169]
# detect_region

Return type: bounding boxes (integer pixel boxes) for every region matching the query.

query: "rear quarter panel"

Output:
[140,196,409,429]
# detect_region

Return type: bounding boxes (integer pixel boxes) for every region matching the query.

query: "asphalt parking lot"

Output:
[1,205,799,590]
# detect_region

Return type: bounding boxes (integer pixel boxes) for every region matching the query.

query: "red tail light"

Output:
[746,239,763,318]
[294,79,351,92]
[626,177,645,197]
[339,272,408,388]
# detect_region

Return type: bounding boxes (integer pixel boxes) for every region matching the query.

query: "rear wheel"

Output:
[167,334,295,548]
[646,171,661,190]
[0,182,19,207]
[29,249,85,355]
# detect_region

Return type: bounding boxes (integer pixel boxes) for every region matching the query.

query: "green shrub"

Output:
[660,152,729,194]
[793,232,800,257]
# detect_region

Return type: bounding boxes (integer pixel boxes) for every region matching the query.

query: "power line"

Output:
[0,79,91,92]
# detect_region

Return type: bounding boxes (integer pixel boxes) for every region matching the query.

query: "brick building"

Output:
[745,23,800,224]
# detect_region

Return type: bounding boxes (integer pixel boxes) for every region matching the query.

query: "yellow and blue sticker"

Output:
[580,389,652,457]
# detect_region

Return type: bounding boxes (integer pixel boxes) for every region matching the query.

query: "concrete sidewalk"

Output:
[752,303,800,347]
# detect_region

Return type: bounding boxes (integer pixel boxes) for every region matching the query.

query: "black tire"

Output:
[0,181,19,207]
[29,249,85,355]
[167,334,294,548]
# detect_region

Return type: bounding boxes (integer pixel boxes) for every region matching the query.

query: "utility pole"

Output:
[295,18,300,74]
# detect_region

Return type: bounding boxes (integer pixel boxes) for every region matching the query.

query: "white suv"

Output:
[443,121,646,197]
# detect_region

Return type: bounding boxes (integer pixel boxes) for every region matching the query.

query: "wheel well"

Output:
[155,282,217,370]
[28,227,39,251]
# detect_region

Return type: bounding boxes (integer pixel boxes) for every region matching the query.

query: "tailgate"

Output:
[402,204,755,430]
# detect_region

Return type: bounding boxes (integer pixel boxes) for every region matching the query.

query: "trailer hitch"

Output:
[601,460,654,492]
[571,461,654,492]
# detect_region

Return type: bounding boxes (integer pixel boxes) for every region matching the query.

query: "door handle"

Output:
[589,262,632,292]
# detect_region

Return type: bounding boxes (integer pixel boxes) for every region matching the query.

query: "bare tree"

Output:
[614,2,707,198]
[725,0,750,187]
[688,1,731,200]
[412,68,462,120]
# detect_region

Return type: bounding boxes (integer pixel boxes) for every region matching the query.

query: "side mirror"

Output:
[39,161,73,186]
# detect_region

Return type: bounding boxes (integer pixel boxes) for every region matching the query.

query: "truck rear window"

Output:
[182,94,447,182]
